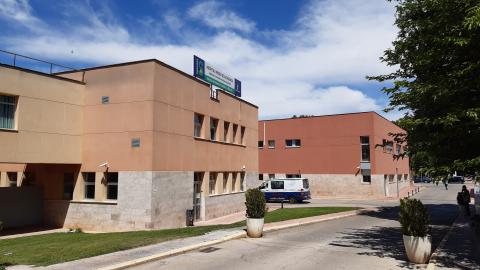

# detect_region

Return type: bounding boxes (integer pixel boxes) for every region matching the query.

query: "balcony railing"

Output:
[0,49,84,82]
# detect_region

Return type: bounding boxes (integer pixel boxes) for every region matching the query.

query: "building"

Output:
[258,112,410,198]
[0,58,258,232]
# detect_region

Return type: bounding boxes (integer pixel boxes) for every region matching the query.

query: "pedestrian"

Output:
[444,179,449,190]
[460,185,471,216]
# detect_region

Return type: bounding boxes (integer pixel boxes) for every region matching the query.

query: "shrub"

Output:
[0,221,3,231]
[399,198,431,237]
[245,188,267,218]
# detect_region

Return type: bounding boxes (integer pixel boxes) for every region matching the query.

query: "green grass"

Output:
[0,207,357,266]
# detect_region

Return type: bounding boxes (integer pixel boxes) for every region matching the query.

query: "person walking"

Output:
[458,185,471,216]
[444,178,449,190]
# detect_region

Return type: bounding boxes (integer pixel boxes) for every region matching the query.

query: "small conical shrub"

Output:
[399,198,430,237]
[245,188,267,218]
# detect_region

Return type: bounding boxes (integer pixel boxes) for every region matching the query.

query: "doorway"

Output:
[193,172,203,220]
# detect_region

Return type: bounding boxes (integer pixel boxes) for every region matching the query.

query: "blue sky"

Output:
[0,0,403,120]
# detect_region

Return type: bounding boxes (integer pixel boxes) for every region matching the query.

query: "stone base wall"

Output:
[44,171,257,232]
[272,173,410,198]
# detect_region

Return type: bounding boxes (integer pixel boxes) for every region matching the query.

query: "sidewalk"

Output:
[6,208,367,270]
[428,210,480,270]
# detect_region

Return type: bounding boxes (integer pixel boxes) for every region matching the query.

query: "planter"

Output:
[246,217,264,238]
[403,234,432,264]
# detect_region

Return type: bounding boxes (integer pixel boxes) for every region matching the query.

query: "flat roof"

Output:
[57,59,258,109]
[259,111,405,130]
[0,63,85,85]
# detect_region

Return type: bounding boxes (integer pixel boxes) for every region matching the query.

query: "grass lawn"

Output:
[0,206,358,267]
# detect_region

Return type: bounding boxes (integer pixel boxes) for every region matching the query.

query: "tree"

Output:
[369,0,480,179]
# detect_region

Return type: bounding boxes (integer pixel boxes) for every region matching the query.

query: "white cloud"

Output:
[0,0,400,120]
[0,0,45,32]
[188,0,255,33]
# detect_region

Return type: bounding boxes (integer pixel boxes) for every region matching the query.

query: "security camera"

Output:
[98,162,109,168]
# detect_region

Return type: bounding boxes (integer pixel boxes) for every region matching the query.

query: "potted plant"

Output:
[245,188,267,238]
[399,198,432,264]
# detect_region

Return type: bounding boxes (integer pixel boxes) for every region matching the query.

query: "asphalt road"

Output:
[129,184,460,270]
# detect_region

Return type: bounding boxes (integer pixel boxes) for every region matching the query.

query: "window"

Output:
[268,140,275,149]
[396,144,401,155]
[240,172,245,191]
[271,180,284,189]
[258,140,264,148]
[194,113,204,138]
[232,172,237,192]
[397,174,402,183]
[240,126,246,145]
[285,139,301,148]
[385,140,393,153]
[388,174,394,183]
[259,174,264,180]
[361,169,371,183]
[268,174,275,179]
[223,122,230,142]
[232,124,238,143]
[7,172,17,187]
[404,174,409,181]
[360,136,370,162]
[210,118,218,140]
[63,173,74,200]
[209,172,217,195]
[286,174,301,178]
[0,95,17,130]
[83,172,95,199]
[106,172,118,200]
[223,173,229,193]
[303,179,309,189]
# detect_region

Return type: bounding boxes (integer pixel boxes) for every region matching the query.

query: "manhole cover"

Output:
[199,247,221,253]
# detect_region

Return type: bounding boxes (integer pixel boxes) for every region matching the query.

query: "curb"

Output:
[98,208,372,270]
[425,213,461,270]
[97,231,246,270]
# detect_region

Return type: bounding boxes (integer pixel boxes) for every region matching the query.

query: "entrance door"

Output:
[193,172,203,220]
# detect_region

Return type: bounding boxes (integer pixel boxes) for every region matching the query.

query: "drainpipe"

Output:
[396,167,399,198]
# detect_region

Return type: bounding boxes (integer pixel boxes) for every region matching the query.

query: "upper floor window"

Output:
[396,144,401,155]
[258,140,264,148]
[194,113,204,138]
[285,139,301,148]
[223,121,230,143]
[210,118,218,141]
[0,95,17,130]
[232,124,238,144]
[384,140,393,153]
[240,126,246,145]
[360,136,370,162]
[268,140,275,148]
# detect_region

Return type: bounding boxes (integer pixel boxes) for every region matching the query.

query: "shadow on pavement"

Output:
[329,203,459,269]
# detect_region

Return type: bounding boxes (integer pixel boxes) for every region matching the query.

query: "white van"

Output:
[259,178,311,203]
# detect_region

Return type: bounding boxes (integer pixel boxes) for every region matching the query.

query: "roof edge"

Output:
[0,63,85,85]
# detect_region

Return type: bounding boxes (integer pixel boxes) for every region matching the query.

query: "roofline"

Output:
[56,59,258,109]
[259,111,405,131]
[0,63,85,85]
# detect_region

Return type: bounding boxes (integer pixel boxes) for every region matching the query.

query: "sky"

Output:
[0,0,404,120]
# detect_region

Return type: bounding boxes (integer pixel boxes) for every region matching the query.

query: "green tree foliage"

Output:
[399,198,431,237]
[369,0,480,178]
[245,188,267,218]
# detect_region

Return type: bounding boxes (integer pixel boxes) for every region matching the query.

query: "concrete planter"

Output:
[246,217,264,238]
[403,234,432,264]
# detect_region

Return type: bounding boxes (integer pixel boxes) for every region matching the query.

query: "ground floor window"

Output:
[106,172,118,200]
[240,172,245,191]
[259,174,263,181]
[268,174,275,179]
[83,172,95,199]
[7,172,17,187]
[286,174,301,178]
[232,172,238,192]
[63,173,74,200]
[209,172,217,195]
[223,172,229,193]
[361,169,371,183]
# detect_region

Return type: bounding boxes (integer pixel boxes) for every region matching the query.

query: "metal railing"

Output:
[0,49,84,82]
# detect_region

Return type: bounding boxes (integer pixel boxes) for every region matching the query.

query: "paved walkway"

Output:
[430,210,480,270]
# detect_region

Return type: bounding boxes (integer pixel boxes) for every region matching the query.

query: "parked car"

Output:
[259,178,311,203]
[413,176,432,183]
[449,176,465,183]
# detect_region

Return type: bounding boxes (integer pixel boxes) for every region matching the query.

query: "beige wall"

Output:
[0,66,84,164]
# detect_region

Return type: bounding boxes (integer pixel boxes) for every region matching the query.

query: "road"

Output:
[129,184,460,270]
